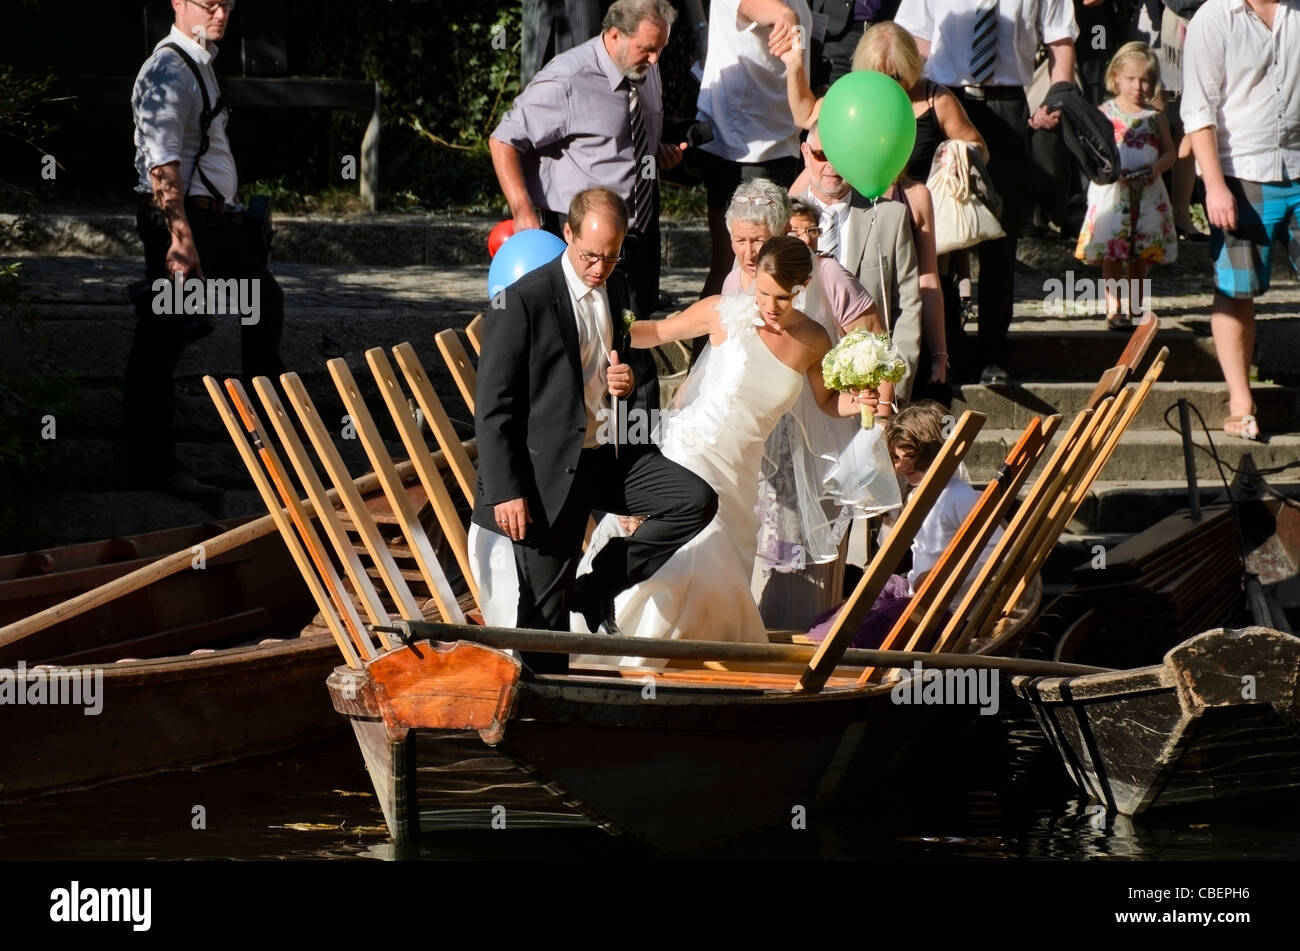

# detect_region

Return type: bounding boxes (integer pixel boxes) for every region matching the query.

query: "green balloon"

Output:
[818,71,917,200]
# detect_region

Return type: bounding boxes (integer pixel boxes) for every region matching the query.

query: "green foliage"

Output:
[286,0,522,209]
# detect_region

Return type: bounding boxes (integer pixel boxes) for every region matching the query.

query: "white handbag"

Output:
[927,140,1005,255]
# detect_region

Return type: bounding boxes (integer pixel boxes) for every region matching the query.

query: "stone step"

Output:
[967,428,1300,484]
[953,380,1298,431]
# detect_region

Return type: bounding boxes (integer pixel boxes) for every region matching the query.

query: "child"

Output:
[805,401,1002,649]
[1074,42,1178,331]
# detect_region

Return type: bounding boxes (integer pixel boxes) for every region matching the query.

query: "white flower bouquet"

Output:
[821,329,907,428]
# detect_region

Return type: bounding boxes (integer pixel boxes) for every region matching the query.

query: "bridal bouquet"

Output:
[821,330,907,429]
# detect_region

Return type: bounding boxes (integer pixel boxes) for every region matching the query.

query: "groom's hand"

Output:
[494,498,531,542]
[607,350,634,399]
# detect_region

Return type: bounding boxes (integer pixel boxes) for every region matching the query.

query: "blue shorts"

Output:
[1210,175,1300,298]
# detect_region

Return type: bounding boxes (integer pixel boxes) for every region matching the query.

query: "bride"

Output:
[573,236,867,663]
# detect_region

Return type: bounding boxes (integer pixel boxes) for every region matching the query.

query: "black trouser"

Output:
[952,89,1031,369]
[541,198,661,319]
[511,442,716,668]
[125,198,285,480]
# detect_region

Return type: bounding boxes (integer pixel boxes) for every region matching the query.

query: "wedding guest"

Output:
[696,0,813,297]
[491,0,685,318]
[895,0,1079,385]
[721,181,882,334]
[1158,0,1211,240]
[1181,0,1300,441]
[806,400,1003,648]
[791,122,924,404]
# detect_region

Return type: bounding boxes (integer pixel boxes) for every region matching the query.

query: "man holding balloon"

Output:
[894,0,1078,384]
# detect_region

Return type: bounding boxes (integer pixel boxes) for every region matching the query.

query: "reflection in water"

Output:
[3,714,1299,860]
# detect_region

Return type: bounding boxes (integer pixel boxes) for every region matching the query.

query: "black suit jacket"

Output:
[471,255,658,535]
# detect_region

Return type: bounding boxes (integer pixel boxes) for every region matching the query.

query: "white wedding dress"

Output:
[572,295,806,665]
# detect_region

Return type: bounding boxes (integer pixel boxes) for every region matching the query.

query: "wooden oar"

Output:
[798,411,985,693]
[392,342,477,506]
[1084,315,1159,409]
[365,347,479,610]
[278,374,421,631]
[930,404,1097,656]
[989,347,1169,629]
[328,358,466,626]
[436,328,478,415]
[0,460,420,650]
[251,377,392,634]
[222,378,376,662]
[205,377,363,669]
[465,313,484,356]
[279,372,424,630]
[861,414,1060,683]
[395,620,1111,678]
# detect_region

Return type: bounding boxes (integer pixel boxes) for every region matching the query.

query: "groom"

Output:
[473,187,717,670]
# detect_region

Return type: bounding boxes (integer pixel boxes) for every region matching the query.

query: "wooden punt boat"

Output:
[1012,464,1300,814]
[0,461,442,801]
[1012,625,1300,815]
[204,320,1165,850]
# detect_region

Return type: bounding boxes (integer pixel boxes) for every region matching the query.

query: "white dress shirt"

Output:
[696,0,813,163]
[1181,0,1300,182]
[799,189,851,267]
[560,251,614,449]
[133,25,238,203]
[895,0,1078,87]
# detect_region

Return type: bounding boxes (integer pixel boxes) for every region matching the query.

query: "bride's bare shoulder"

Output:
[790,310,834,354]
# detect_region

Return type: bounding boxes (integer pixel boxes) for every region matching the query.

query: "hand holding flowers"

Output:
[821,330,907,429]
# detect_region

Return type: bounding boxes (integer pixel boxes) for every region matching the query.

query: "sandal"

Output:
[1106,313,1132,331]
[1224,413,1260,441]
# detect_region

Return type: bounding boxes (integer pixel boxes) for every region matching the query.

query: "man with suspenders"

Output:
[128,0,285,500]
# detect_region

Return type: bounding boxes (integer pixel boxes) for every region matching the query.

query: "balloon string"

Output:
[870,199,892,336]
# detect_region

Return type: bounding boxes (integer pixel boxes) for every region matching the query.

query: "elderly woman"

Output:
[721,179,884,334]
[784,23,988,392]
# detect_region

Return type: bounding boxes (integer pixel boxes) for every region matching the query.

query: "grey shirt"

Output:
[492,33,663,229]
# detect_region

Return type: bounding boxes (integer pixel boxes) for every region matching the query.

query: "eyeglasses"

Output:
[576,247,621,266]
[807,147,829,162]
[730,195,776,206]
[186,0,236,15]
[791,226,823,239]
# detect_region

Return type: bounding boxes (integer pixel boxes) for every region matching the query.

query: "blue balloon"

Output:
[487,228,566,298]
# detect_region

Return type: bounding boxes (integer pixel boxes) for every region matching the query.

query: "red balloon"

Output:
[487,219,515,258]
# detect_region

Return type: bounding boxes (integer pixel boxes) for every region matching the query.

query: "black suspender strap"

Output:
[160,41,228,207]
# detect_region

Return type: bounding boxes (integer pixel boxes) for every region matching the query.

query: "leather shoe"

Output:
[573,577,622,636]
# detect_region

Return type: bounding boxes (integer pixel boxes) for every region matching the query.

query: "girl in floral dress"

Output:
[1075,42,1177,330]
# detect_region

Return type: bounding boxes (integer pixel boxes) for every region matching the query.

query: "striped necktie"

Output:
[627,81,653,230]
[970,0,998,85]
[818,203,841,261]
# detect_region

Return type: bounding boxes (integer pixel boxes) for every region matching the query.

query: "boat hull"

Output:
[1013,626,1300,814]
[0,636,340,799]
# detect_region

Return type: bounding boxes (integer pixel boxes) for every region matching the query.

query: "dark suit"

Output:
[472,255,717,653]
